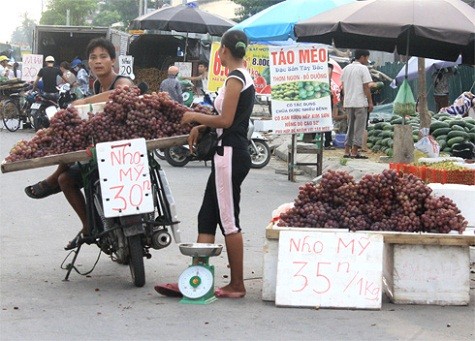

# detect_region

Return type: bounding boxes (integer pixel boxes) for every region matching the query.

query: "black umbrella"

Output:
[130,4,236,36]
[294,0,475,64]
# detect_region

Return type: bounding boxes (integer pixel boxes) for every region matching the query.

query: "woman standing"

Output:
[156,30,255,298]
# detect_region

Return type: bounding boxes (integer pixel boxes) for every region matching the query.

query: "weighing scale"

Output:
[178,243,223,304]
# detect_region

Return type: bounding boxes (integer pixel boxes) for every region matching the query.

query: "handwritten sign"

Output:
[269,45,333,135]
[21,54,43,82]
[118,55,135,80]
[175,62,192,78]
[275,231,383,309]
[96,138,154,218]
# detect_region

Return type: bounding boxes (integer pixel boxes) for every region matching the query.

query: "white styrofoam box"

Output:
[428,183,475,227]
[454,162,475,170]
[262,238,278,301]
[383,244,470,305]
[418,157,464,164]
[75,102,106,119]
[253,119,275,132]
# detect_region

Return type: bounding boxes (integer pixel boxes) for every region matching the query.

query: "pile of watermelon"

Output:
[429,113,475,153]
[366,112,475,157]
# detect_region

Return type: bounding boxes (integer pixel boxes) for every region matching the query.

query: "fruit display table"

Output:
[1,135,188,173]
[263,224,475,305]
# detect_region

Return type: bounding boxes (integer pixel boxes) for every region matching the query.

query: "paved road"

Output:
[0,129,473,340]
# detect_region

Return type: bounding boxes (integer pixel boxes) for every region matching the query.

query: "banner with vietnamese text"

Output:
[269,45,333,135]
[207,42,271,95]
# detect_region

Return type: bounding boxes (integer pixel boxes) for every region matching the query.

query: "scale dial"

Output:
[178,265,214,299]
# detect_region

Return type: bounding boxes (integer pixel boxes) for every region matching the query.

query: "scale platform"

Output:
[179,243,223,258]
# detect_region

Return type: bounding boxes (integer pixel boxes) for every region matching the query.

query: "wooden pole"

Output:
[418,57,431,130]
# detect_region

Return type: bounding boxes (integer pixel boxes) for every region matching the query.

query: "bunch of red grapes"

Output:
[5,86,203,162]
[277,169,468,234]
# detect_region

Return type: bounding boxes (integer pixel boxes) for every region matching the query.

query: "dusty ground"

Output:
[267,133,390,180]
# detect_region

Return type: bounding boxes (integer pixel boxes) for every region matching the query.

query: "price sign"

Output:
[118,55,135,80]
[275,230,383,309]
[96,138,154,218]
[175,62,192,78]
[22,54,43,82]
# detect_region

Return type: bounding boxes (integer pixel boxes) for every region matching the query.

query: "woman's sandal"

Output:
[64,232,93,251]
[25,181,61,199]
[154,283,183,297]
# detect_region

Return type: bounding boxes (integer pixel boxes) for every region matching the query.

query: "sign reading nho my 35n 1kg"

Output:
[269,45,333,135]
[276,230,383,309]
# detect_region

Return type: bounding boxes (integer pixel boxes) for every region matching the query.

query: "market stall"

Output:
[262,169,475,308]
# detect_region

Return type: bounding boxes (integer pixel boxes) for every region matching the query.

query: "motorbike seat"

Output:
[41,92,59,101]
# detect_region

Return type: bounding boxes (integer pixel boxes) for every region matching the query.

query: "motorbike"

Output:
[154,91,215,161]
[30,83,76,131]
[63,140,182,287]
[161,120,271,168]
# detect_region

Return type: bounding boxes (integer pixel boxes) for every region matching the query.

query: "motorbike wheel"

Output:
[249,140,271,169]
[23,102,36,130]
[127,235,145,287]
[153,148,166,160]
[32,109,50,131]
[2,100,21,132]
[164,146,190,167]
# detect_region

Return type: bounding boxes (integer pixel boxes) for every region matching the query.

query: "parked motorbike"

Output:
[30,83,76,131]
[162,120,271,168]
[63,144,181,287]
[153,91,215,161]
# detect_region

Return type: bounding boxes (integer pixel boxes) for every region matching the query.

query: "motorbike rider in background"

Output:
[58,61,76,85]
[33,56,69,99]
[71,58,90,97]
[160,65,184,104]
[0,55,10,78]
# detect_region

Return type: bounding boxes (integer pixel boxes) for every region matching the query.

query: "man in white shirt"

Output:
[341,49,373,159]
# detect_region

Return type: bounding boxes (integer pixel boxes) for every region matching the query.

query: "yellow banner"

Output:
[207,42,271,94]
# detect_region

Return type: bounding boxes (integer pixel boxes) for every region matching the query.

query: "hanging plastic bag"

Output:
[393,79,416,117]
[414,128,440,159]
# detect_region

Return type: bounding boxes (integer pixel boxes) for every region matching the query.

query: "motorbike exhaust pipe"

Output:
[151,230,171,249]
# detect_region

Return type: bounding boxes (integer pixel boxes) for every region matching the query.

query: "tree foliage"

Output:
[10,13,36,47]
[40,0,98,26]
[232,0,284,21]
[92,0,140,28]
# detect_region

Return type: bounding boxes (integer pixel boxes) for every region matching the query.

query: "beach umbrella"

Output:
[231,0,355,42]
[294,0,475,64]
[390,55,462,88]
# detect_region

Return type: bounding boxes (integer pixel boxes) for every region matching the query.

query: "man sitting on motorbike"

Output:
[33,56,69,100]
[25,38,134,250]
